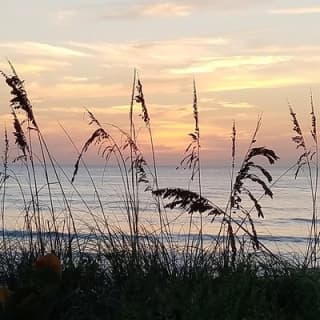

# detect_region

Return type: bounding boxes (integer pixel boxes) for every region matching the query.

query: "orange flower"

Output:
[34,253,61,275]
[0,287,12,306]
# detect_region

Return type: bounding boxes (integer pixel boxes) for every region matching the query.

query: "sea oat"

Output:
[1,64,37,128]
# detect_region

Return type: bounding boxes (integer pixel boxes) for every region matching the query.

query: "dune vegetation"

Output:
[0,64,319,319]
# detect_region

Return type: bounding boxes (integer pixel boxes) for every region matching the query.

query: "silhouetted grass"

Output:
[1,245,320,320]
[0,64,319,319]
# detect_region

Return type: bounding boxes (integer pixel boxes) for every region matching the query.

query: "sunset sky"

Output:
[1,0,320,166]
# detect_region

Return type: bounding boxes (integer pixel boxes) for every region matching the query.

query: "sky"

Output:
[0,0,320,166]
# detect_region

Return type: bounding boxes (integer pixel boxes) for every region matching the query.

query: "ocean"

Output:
[1,164,316,254]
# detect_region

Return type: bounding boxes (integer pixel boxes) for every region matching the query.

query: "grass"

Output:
[0,64,319,319]
[1,247,320,320]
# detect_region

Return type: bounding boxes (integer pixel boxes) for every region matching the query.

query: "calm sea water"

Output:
[1,164,316,254]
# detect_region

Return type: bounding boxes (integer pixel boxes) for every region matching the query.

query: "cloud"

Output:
[2,36,319,105]
[196,97,257,112]
[100,0,271,19]
[206,76,308,92]
[183,0,273,11]
[36,105,132,115]
[102,2,192,19]
[63,76,90,83]
[141,3,192,17]
[269,6,320,14]
[170,55,291,74]
[0,60,70,75]
[69,37,230,70]
[0,42,90,58]
[245,45,320,55]
[27,82,128,100]
[219,101,257,109]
